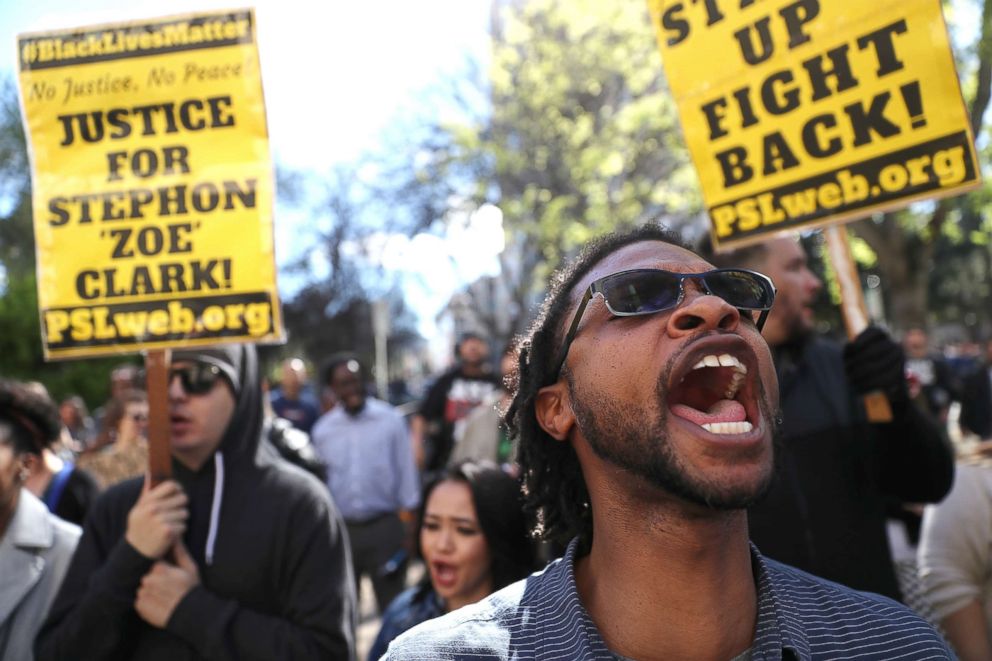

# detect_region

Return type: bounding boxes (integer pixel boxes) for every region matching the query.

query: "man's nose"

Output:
[167,374,186,401]
[666,282,741,336]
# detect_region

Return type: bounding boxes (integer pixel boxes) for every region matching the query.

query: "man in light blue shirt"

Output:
[311,354,420,615]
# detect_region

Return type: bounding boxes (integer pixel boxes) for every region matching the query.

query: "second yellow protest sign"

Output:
[648,0,981,250]
[18,9,283,360]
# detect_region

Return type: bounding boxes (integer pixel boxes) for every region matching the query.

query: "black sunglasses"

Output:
[552,268,776,379]
[169,363,224,396]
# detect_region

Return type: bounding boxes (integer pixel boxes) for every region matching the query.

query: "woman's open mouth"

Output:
[430,561,458,589]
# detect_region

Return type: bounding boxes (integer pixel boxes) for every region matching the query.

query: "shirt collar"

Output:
[8,489,55,550]
[328,396,381,421]
[547,538,805,660]
[748,544,807,660]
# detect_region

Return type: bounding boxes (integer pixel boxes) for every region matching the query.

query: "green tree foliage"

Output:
[0,78,33,277]
[388,0,992,343]
[383,0,699,342]
[487,0,698,255]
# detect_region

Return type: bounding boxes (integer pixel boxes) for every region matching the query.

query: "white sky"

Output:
[1,0,503,345]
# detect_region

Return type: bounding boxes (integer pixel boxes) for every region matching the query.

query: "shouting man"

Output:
[384,226,950,659]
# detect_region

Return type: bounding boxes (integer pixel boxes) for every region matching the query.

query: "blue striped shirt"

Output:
[383,539,953,660]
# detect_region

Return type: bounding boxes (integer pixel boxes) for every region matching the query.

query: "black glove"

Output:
[842,326,908,405]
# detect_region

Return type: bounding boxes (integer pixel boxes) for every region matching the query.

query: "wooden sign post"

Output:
[823,225,893,423]
[145,349,173,486]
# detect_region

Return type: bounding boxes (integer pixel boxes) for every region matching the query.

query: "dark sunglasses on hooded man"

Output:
[168,363,225,396]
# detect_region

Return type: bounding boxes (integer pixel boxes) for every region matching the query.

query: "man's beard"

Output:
[567,371,776,511]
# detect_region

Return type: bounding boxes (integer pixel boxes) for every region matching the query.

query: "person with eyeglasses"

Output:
[36,344,357,660]
[703,237,954,605]
[382,225,951,660]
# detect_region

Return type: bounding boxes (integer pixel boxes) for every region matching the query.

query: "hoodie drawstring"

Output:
[205,451,224,565]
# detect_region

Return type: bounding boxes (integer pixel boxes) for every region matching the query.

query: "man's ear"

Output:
[535,382,575,441]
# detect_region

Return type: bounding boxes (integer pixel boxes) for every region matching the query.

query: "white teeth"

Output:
[701,421,754,435]
[690,353,749,399]
[692,353,747,374]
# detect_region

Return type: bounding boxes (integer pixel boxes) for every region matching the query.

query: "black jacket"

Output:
[748,337,954,601]
[959,362,992,439]
[36,345,356,660]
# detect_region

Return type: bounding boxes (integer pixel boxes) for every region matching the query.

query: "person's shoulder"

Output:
[257,453,332,503]
[763,558,952,656]
[804,334,844,358]
[311,406,344,435]
[384,577,535,659]
[963,363,990,384]
[47,511,82,559]
[249,459,346,542]
[96,474,143,509]
[68,463,100,490]
[426,368,460,392]
[382,585,422,615]
[76,475,142,537]
[379,585,440,629]
[49,510,82,541]
[19,490,81,548]
[366,397,405,422]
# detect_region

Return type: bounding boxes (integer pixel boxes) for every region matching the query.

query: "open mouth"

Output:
[170,412,192,431]
[669,350,757,436]
[431,561,458,588]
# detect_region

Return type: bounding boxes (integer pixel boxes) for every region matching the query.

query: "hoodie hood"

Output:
[172,343,264,464]
[170,343,264,566]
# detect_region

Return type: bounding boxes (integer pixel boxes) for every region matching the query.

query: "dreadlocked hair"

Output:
[505,224,691,547]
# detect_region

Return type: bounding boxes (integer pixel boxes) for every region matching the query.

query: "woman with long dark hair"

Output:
[369,460,535,659]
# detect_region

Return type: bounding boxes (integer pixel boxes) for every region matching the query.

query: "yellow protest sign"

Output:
[647,0,981,250]
[17,9,283,360]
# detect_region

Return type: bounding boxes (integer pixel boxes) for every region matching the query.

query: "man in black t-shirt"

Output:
[411,333,499,474]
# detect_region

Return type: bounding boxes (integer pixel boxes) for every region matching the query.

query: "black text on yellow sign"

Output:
[17,9,284,360]
[647,0,981,250]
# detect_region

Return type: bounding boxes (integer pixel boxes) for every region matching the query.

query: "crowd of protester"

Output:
[1,231,992,659]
